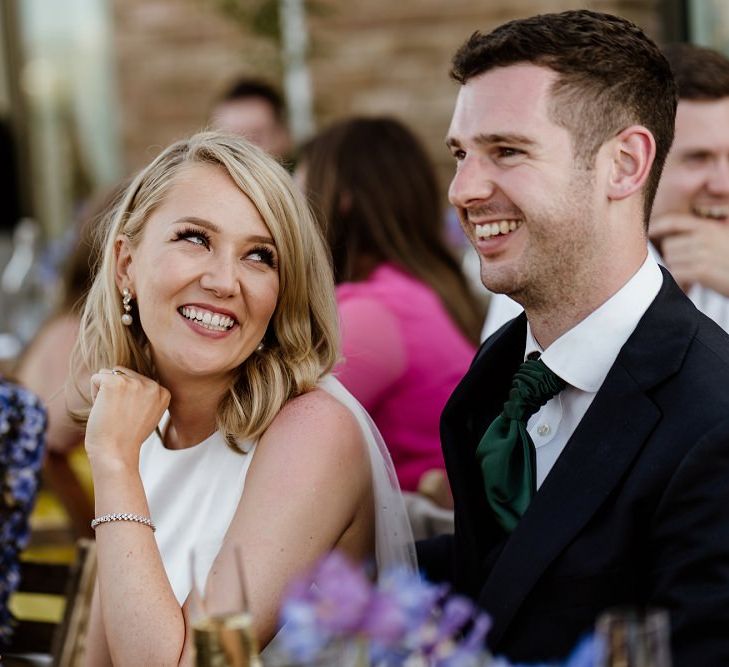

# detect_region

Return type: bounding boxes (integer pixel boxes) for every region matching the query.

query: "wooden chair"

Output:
[4,539,97,666]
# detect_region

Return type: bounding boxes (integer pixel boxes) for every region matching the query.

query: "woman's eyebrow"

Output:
[172,217,275,246]
[171,216,221,233]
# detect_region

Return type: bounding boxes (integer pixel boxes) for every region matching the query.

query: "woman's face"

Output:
[117,162,280,389]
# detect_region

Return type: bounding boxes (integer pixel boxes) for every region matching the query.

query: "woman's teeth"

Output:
[475,220,522,239]
[180,306,235,331]
[693,205,729,221]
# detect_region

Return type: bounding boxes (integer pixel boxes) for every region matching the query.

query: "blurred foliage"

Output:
[205,0,331,46]
[215,0,280,43]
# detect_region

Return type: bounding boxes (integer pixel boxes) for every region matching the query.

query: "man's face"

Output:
[212,97,291,159]
[652,98,729,223]
[447,64,604,310]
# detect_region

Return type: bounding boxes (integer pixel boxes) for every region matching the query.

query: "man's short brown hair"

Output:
[663,43,729,101]
[451,10,677,224]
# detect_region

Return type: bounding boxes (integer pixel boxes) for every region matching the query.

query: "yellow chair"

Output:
[5,539,97,666]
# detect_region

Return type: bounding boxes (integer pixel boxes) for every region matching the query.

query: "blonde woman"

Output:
[76,132,414,665]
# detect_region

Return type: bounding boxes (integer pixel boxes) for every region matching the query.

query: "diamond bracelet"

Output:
[91,512,156,532]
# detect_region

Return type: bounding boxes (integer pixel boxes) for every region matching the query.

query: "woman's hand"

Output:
[85,367,170,470]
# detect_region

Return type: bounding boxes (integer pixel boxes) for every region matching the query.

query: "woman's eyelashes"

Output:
[173,227,277,269]
[174,226,211,248]
[247,245,278,269]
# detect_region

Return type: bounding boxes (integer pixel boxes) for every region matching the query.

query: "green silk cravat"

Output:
[476,357,566,532]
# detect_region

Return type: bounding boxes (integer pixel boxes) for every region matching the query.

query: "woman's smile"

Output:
[178,304,239,334]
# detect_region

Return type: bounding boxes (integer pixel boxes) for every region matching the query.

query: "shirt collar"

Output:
[525,253,663,392]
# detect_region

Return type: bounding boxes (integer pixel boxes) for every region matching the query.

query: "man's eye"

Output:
[497,147,522,159]
[683,152,712,165]
[452,149,466,161]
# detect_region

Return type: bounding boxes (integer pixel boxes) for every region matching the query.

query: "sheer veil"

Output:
[319,375,417,573]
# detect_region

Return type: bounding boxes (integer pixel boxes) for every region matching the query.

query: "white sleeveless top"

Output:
[139,414,257,605]
[138,376,416,609]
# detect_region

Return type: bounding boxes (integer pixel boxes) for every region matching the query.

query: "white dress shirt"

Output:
[688,282,729,332]
[482,243,729,339]
[523,254,663,488]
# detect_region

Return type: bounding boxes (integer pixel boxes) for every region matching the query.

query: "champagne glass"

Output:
[595,607,672,667]
[190,543,262,667]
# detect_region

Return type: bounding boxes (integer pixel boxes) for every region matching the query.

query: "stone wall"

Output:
[112,0,662,189]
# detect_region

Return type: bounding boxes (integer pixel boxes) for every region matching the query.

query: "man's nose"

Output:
[707,156,729,195]
[448,157,496,209]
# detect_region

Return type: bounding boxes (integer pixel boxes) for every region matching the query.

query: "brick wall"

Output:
[112,0,662,190]
[111,0,279,170]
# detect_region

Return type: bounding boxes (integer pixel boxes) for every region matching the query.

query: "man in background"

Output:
[483,42,729,337]
[649,43,729,328]
[210,78,292,162]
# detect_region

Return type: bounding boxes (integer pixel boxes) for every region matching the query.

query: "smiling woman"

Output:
[113,162,281,409]
[69,132,415,666]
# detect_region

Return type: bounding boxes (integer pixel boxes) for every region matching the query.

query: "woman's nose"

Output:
[198,255,239,298]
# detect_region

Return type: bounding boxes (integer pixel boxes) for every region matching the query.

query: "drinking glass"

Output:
[189,543,262,667]
[595,607,672,667]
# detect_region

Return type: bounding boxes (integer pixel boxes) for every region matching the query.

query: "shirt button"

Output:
[537,424,551,437]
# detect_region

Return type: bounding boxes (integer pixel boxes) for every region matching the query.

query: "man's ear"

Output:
[607,125,656,201]
[114,234,134,293]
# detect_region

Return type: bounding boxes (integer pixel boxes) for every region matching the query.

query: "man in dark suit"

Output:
[418,10,729,666]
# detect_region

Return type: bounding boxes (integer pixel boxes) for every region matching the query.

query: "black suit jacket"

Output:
[418,270,729,665]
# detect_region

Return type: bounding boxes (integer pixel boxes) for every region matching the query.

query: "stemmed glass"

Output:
[595,607,672,667]
[189,543,262,667]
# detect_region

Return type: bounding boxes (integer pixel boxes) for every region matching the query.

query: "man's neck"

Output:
[525,250,649,349]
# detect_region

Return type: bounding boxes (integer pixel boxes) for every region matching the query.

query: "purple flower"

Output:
[311,552,372,633]
[460,611,493,652]
[278,600,330,661]
[436,595,477,641]
[378,567,446,630]
[360,590,409,644]
[276,551,609,667]
[0,380,47,648]
[6,467,38,505]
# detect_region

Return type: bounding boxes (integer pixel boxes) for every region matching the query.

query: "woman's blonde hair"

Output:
[72,131,339,446]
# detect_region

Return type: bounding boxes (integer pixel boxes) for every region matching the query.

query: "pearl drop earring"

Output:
[121,287,133,326]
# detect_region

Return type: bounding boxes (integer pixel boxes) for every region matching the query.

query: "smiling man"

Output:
[650,43,729,328]
[418,10,729,666]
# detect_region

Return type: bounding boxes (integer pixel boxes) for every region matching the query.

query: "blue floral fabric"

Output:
[0,379,47,647]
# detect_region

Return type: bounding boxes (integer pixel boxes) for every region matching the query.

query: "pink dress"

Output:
[335,263,476,491]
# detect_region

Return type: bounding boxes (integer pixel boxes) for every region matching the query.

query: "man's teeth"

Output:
[475,220,522,239]
[180,306,235,331]
[693,205,729,220]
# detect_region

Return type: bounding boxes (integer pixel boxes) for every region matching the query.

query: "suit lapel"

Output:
[442,315,527,572]
[479,270,698,646]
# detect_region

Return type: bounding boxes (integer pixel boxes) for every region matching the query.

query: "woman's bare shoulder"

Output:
[253,386,368,477]
[264,388,362,445]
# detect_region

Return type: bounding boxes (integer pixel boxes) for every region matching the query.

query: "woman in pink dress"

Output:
[299,117,485,507]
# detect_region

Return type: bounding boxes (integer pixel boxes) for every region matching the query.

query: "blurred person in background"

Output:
[649,43,729,327]
[483,42,729,338]
[299,117,485,514]
[210,77,292,163]
[14,183,126,538]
